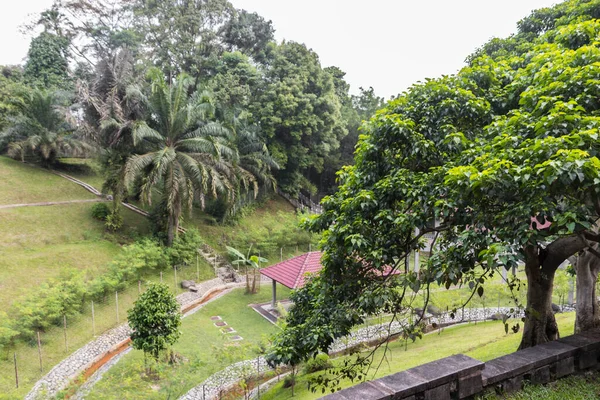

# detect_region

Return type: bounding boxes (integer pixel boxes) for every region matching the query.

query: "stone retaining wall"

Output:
[323,329,600,399]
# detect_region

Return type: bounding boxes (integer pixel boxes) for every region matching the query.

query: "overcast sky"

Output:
[1,1,558,98]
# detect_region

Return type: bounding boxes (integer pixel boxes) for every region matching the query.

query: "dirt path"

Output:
[0,198,109,210]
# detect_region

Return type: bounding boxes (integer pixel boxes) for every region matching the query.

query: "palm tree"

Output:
[1,89,91,167]
[124,69,241,245]
[227,245,268,294]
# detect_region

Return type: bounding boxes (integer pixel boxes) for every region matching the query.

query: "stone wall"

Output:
[323,330,600,399]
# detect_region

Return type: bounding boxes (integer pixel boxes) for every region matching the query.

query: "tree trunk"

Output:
[519,246,559,349]
[574,247,600,333]
[167,213,177,247]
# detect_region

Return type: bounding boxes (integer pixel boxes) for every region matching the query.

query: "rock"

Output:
[552,303,561,313]
[427,305,442,317]
[490,313,507,321]
[189,285,199,292]
[414,307,425,317]
[181,280,195,289]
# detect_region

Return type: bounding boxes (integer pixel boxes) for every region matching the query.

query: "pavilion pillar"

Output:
[272,279,277,309]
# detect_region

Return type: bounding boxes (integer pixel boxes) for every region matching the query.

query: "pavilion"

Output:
[260,251,403,308]
[260,251,323,308]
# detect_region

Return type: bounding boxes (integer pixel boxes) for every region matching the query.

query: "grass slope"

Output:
[0,157,96,204]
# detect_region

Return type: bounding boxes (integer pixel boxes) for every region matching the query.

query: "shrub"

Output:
[105,208,123,231]
[303,353,332,374]
[91,203,110,221]
[167,228,203,266]
[283,374,296,388]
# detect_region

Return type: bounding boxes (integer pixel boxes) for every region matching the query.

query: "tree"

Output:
[227,246,267,294]
[1,89,91,167]
[24,31,70,89]
[252,41,346,195]
[220,9,274,63]
[128,283,181,361]
[268,0,600,372]
[130,0,233,83]
[124,69,239,245]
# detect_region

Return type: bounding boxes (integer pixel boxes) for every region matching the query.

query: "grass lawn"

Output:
[56,158,106,190]
[260,312,576,400]
[85,285,291,400]
[489,370,600,399]
[0,157,96,205]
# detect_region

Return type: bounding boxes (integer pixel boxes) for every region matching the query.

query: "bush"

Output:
[105,208,123,231]
[167,228,203,266]
[91,203,111,221]
[283,374,296,388]
[303,353,333,374]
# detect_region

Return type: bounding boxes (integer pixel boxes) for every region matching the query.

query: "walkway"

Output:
[0,198,109,209]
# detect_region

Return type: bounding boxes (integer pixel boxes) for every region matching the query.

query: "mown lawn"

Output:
[0,156,96,204]
[86,285,291,400]
[260,313,576,400]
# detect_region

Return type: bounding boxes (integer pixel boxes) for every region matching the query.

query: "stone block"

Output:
[553,356,575,378]
[530,365,550,384]
[424,383,451,400]
[376,371,428,398]
[458,370,483,399]
[501,375,523,394]
[408,354,483,391]
[577,349,599,370]
[321,381,392,400]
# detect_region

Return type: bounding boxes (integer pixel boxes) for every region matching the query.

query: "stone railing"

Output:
[323,329,600,399]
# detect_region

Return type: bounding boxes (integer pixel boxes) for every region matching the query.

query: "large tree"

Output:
[253,41,346,195]
[268,0,600,371]
[124,69,241,245]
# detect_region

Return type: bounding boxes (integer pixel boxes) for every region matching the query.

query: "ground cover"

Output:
[85,285,291,400]
[0,157,96,205]
[486,370,600,399]
[260,312,576,399]
[56,158,106,190]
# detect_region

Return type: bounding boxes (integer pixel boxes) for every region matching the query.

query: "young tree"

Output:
[128,283,181,361]
[227,246,267,294]
[24,31,70,89]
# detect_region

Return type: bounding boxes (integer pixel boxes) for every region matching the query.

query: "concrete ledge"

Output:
[325,330,600,400]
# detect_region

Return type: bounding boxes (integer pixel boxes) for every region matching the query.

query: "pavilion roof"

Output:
[260,251,323,289]
[260,251,402,290]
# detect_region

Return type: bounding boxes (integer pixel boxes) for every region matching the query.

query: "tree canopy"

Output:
[268,0,600,369]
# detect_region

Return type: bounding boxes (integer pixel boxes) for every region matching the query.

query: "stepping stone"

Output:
[214,321,227,327]
[210,316,222,321]
[221,327,236,334]
[230,335,243,341]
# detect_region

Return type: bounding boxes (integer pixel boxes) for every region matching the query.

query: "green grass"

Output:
[260,312,576,400]
[86,285,291,400]
[183,195,316,259]
[0,156,97,204]
[485,370,600,399]
[56,157,106,190]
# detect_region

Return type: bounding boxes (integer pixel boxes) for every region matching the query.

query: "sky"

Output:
[0,0,558,99]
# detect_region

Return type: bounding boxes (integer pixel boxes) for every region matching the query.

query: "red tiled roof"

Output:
[260,251,402,289]
[260,252,323,289]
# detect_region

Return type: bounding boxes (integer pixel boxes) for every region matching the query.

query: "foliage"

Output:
[303,353,333,374]
[268,0,600,373]
[91,202,111,220]
[219,9,274,62]
[123,69,239,245]
[167,228,204,266]
[24,32,70,89]
[252,41,347,195]
[1,89,91,167]
[128,283,181,360]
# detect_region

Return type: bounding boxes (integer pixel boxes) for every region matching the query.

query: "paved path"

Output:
[0,198,109,209]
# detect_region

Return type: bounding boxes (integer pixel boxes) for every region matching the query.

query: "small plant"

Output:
[303,353,333,374]
[283,373,296,388]
[105,209,123,231]
[91,202,110,220]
